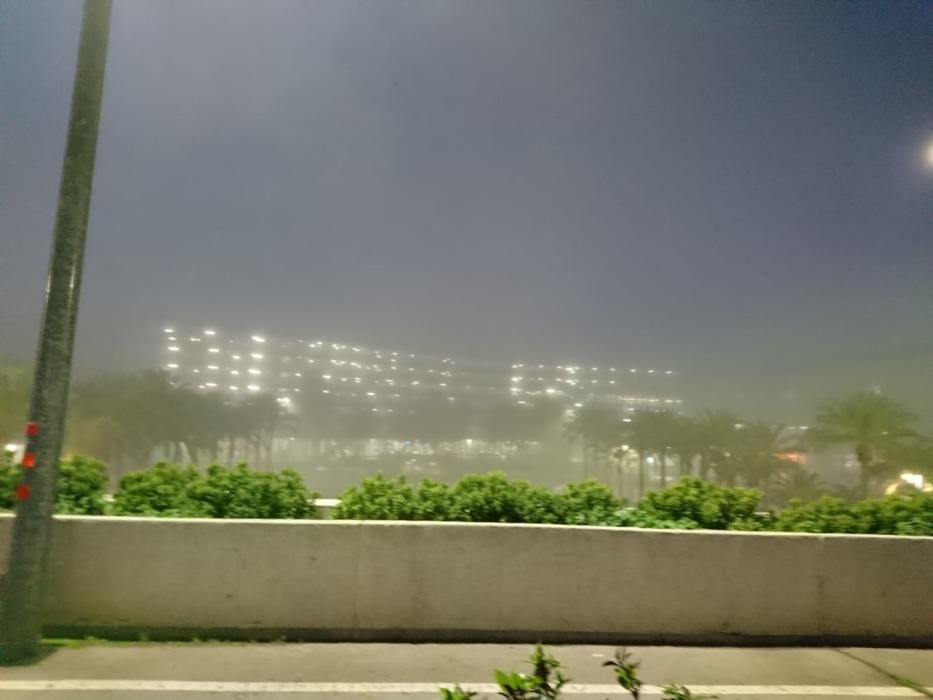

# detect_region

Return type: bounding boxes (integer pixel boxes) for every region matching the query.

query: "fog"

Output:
[2,0,932,498]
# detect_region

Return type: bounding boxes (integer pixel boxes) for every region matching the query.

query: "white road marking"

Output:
[0,681,927,695]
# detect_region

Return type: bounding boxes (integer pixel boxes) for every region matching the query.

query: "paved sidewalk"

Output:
[1,643,931,698]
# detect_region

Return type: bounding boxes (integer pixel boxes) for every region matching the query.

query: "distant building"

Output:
[158,325,683,413]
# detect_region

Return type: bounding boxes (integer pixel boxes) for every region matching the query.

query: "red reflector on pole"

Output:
[21,453,36,468]
[16,484,31,501]
[25,422,40,437]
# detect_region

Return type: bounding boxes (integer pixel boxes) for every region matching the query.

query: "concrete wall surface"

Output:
[0,514,930,646]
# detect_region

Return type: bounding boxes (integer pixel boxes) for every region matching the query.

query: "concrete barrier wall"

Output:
[0,514,930,646]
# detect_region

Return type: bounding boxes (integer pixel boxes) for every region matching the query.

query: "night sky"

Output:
[2,0,932,420]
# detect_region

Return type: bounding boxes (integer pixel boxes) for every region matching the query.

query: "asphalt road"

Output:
[1,643,931,699]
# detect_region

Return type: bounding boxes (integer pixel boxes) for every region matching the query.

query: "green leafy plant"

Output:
[333,474,417,520]
[0,449,17,510]
[440,686,477,699]
[1,453,107,515]
[557,480,623,525]
[113,462,316,519]
[604,648,643,699]
[639,477,761,530]
[112,462,208,517]
[494,644,567,699]
[188,464,316,519]
[55,455,107,515]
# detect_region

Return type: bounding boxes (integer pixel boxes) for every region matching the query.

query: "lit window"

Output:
[411,380,420,386]
[294,372,302,377]
[205,382,217,388]
[232,355,240,360]
[251,336,266,343]
[230,370,240,376]
[168,336,176,341]
[322,375,332,380]
[204,329,216,336]
[248,368,261,375]
[648,369,656,374]
[163,328,174,333]
[208,348,220,353]
[665,370,673,375]
[168,346,180,352]
[165,364,179,369]
[207,365,219,370]
[322,389,330,394]
[630,368,637,373]
[251,352,264,360]
[366,392,376,397]
[230,386,239,391]
[192,369,200,374]
[247,384,260,391]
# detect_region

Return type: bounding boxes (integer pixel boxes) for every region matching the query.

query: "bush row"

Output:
[2,456,931,535]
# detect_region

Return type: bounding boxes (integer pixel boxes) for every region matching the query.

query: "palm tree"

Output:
[564,401,622,482]
[766,463,825,506]
[695,410,742,484]
[623,410,682,494]
[809,391,917,497]
[731,421,788,488]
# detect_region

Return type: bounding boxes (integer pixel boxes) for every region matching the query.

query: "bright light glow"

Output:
[665,370,673,375]
[574,402,583,408]
[352,347,361,352]
[901,472,924,489]
[322,374,332,380]
[190,337,200,342]
[630,368,637,373]
[248,368,261,375]
[207,365,219,370]
[230,370,239,376]
[5,443,22,453]
[166,364,179,369]
[927,141,933,168]
[366,392,376,397]
[208,348,220,353]
[247,384,260,392]
[545,388,557,394]
[294,372,302,377]
[168,336,176,341]
[251,335,266,343]
[192,369,200,374]
[511,377,522,382]
[163,328,174,333]
[411,380,420,386]
[648,369,656,374]
[205,382,217,388]
[232,355,240,360]
[251,352,264,360]
[322,390,330,394]
[204,329,216,336]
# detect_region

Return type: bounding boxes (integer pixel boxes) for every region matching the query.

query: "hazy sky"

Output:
[2,0,932,418]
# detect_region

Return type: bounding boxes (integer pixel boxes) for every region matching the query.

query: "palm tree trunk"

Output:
[638,452,646,500]
[659,451,667,488]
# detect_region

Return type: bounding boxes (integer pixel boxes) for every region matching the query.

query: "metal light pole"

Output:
[0,0,112,662]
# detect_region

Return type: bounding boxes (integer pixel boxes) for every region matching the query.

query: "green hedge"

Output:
[113,463,317,519]
[3,456,931,536]
[1,454,107,515]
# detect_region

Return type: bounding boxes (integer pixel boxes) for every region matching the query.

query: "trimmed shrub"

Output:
[56,455,107,515]
[114,462,316,519]
[557,480,623,525]
[0,449,17,510]
[1,453,107,515]
[450,472,563,524]
[113,462,207,517]
[189,464,316,519]
[332,474,417,520]
[639,477,761,530]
